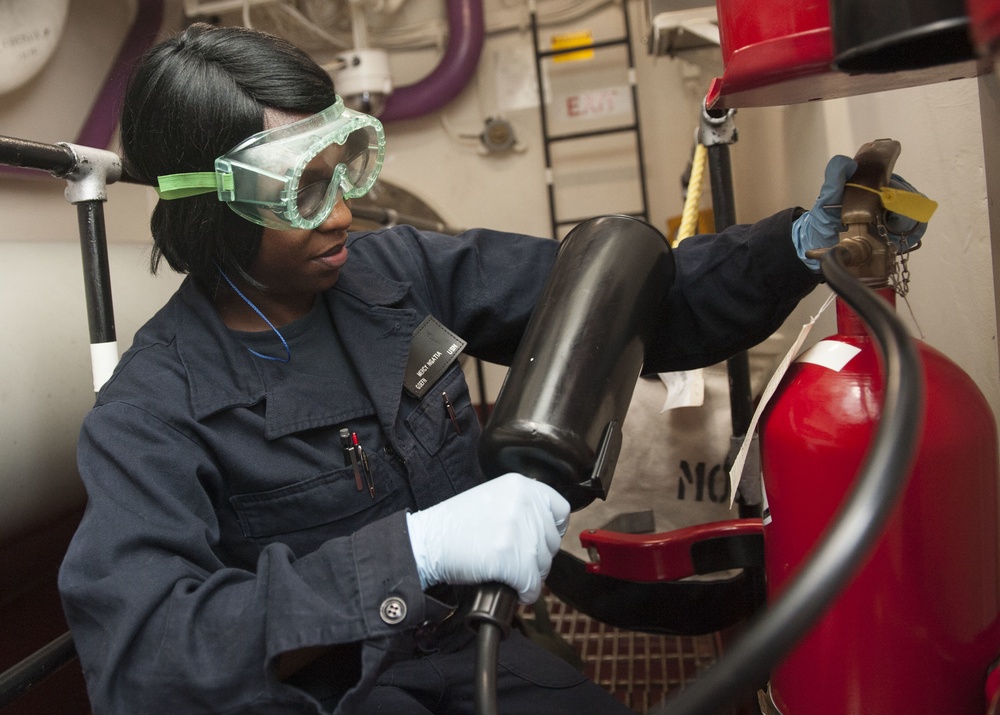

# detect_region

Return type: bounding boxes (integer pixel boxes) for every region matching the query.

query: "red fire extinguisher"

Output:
[760,140,1000,713]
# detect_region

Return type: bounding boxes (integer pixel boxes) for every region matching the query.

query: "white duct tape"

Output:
[90,341,120,392]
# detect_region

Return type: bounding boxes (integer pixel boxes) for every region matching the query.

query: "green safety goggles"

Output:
[156,96,385,230]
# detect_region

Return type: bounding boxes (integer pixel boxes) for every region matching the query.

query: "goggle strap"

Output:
[156,171,234,200]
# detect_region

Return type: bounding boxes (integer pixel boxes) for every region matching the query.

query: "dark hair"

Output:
[120,23,337,290]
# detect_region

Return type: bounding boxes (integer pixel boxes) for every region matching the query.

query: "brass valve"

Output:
[805,138,900,286]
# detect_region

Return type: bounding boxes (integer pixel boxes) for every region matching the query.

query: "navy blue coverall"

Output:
[58,211,817,713]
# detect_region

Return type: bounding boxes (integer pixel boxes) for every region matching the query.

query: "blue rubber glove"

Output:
[884,173,925,240]
[406,473,571,604]
[792,155,929,271]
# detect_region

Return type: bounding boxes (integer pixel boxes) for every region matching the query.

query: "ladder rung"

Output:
[536,37,628,60]
[547,124,639,144]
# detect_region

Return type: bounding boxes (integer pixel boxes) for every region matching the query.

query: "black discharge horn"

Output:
[479,214,676,511]
[470,215,675,715]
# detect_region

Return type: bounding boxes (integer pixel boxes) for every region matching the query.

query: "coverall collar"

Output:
[175,259,416,437]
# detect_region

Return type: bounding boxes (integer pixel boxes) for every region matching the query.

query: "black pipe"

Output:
[0,135,76,176]
[706,140,757,518]
[706,138,737,230]
[659,246,923,714]
[0,632,77,708]
[706,143,755,440]
[77,201,117,346]
[0,134,122,393]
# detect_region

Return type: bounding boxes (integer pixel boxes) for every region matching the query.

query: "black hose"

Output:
[660,245,924,714]
[469,581,518,715]
[0,632,77,708]
[474,622,502,715]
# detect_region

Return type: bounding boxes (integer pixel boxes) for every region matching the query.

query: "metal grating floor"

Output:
[521,592,722,714]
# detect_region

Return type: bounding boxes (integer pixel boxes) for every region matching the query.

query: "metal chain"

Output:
[897,240,912,297]
[878,219,911,297]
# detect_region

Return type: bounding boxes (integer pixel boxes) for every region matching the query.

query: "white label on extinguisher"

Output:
[795,340,861,371]
[728,292,837,507]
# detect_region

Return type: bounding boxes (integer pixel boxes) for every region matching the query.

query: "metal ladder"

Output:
[530,0,650,239]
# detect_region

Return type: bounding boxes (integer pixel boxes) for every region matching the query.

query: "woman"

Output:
[58,22,923,715]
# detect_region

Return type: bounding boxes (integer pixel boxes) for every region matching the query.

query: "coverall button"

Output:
[380,596,407,625]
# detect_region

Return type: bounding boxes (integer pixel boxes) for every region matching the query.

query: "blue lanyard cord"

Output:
[216,268,292,363]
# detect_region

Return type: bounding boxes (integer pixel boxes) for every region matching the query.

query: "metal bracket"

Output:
[698,98,737,147]
[58,142,122,204]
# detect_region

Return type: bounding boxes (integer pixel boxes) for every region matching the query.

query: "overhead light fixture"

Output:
[332,0,392,117]
[334,47,393,117]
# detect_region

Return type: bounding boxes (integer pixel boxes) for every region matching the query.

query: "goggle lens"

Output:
[296,178,334,220]
[293,126,378,220]
[343,129,374,187]
[295,145,342,219]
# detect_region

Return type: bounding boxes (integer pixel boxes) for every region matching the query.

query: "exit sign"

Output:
[564,86,631,120]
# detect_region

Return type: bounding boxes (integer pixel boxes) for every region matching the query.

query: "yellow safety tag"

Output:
[845,183,938,223]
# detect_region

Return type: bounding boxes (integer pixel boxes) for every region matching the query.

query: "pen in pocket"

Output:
[442,391,461,434]
[351,431,375,499]
[340,428,363,492]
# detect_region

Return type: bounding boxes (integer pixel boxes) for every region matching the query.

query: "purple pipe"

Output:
[379,0,485,123]
[76,0,164,149]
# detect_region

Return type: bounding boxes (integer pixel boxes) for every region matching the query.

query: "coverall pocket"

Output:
[404,366,475,456]
[230,464,395,551]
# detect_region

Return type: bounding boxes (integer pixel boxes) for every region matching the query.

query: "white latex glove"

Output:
[406,473,571,604]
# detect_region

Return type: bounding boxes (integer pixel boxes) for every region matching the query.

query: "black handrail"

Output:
[0,135,76,176]
[0,133,113,707]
